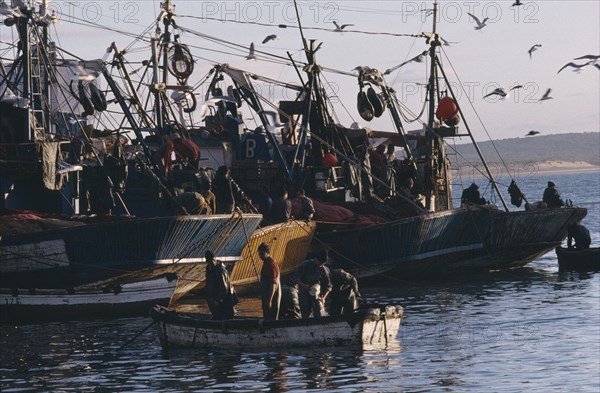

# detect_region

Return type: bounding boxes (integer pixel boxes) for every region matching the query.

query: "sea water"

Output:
[1,171,599,392]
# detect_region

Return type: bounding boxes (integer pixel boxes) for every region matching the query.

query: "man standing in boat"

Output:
[294,251,332,318]
[272,190,292,223]
[296,188,315,220]
[258,242,281,320]
[461,183,487,206]
[328,265,361,316]
[543,181,565,208]
[213,165,246,213]
[567,223,591,250]
[205,250,236,320]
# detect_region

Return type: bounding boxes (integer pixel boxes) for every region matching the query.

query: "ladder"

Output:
[29,34,47,141]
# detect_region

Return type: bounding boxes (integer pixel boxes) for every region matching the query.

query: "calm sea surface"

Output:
[1,171,599,392]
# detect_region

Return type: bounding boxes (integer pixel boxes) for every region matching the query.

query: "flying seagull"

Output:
[333,21,354,32]
[512,0,523,6]
[557,61,593,74]
[440,37,458,47]
[262,34,277,44]
[483,85,523,99]
[245,43,256,60]
[539,88,553,102]
[467,13,488,30]
[483,88,507,99]
[528,44,542,59]
[573,54,600,64]
[526,130,540,136]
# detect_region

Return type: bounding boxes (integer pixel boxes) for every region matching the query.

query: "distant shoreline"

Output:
[458,161,599,178]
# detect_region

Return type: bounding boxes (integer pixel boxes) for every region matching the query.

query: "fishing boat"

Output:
[149,1,584,279]
[1,273,178,323]
[2,0,586,286]
[0,1,263,290]
[150,303,403,349]
[556,246,600,271]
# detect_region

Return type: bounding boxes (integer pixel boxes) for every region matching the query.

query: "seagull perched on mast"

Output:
[539,88,553,102]
[333,21,354,32]
[528,44,541,59]
[557,61,593,74]
[245,43,256,60]
[262,34,278,44]
[467,13,488,30]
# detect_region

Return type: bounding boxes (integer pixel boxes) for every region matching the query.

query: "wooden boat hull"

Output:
[318,206,587,279]
[556,246,600,270]
[231,220,316,293]
[1,274,178,323]
[151,304,403,349]
[0,214,263,289]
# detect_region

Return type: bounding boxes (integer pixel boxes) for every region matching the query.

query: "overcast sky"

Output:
[2,0,599,142]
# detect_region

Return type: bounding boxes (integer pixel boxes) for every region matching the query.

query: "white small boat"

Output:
[1,274,178,323]
[151,304,403,349]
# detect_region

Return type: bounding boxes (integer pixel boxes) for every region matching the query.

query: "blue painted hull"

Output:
[318,206,587,279]
[0,214,263,289]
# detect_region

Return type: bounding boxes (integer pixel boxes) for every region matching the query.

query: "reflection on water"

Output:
[1,172,599,392]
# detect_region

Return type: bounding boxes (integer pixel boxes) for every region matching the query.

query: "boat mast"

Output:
[435,60,509,211]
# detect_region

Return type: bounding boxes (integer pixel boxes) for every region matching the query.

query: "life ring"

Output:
[168,44,194,80]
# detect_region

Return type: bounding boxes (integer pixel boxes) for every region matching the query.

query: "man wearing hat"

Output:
[543,181,565,208]
[257,243,281,320]
[461,183,487,206]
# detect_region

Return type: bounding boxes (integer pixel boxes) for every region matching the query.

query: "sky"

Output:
[1,0,599,143]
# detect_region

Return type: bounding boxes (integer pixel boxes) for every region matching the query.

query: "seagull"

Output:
[352,65,374,74]
[440,37,458,47]
[483,85,523,100]
[262,34,278,44]
[528,44,542,59]
[526,130,540,136]
[573,54,600,64]
[483,88,507,99]
[557,61,593,74]
[333,21,354,32]
[245,42,256,60]
[467,13,488,30]
[512,0,523,6]
[539,88,553,102]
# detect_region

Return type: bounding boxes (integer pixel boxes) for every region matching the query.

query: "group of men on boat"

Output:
[205,244,360,321]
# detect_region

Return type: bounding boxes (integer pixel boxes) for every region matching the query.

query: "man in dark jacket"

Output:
[543,181,564,208]
[328,268,361,316]
[568,223,591,250]
[293,251,332,318]
[213,165,245,213]
[205,250,236,320]
[461,183,487,206]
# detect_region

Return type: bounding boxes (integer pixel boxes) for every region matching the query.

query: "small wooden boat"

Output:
[151,304,403,349]
[1,274,178,323]
[556,246,600,271]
